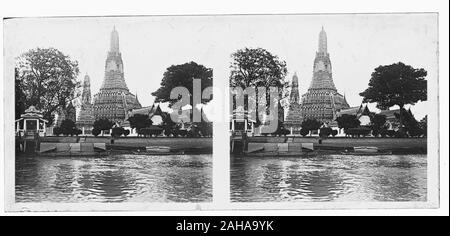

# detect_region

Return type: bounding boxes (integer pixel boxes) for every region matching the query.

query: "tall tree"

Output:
[15,68,27,119]
[16,48,80,125]
[229,47,288,126]
[359,62,427,131]
[151,61,213,106]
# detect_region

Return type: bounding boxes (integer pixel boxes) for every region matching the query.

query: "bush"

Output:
[300,129,309,137]
[386,130,396,138]
[138,126,163,137]
[346,127,372,137]
[73,128,82,136]
[124,129,130,137]
[53,127,62,136]
[92,128,101,137]
[319,127,333,137]
[111,127,125,137]
[331,130,338,137]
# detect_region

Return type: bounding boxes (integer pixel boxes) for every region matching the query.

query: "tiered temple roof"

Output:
[284,73,303,129]
[76,74,95,128]
[93,27,141,123]
[298,27,349,124]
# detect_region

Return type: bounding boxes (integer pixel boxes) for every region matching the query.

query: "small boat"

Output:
[354,146,379,153]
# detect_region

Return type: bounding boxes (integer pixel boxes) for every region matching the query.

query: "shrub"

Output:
[319,127,333,137]
[331,129,338,137]
[73,128,82,136]
[346,127,371,137]
[386,130,396,137]
[300,129,309,137]
[53,127,62,136]
[92,128,101,137]
[138,126,163,137]
[111,127,125,137]
[124,129,130,137]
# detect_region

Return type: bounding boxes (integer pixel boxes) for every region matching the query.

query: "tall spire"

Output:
[318,26,327,53]
[110,26,120,53]
[82,74,91,105]
[289,72,300,104]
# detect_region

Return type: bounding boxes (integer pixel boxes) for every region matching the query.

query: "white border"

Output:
[1,0,448,216]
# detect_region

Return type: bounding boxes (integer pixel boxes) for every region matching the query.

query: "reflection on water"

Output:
[16,154,212,203]
[231,154,427,202]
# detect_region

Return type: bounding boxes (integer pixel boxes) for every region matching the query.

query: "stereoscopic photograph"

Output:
[3,13,440,211]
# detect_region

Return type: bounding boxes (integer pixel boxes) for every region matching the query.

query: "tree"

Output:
[59,119,77,136]
[127,114,153,131]
[360,62,427,132]
[15,48,80,125]
[300,119,323,136]
[336,114,360,135]
[93,118,114,136]
[229,47,288,127]
[371,114,387,137]
[151,61,213,107]
[15,68,27,119]
[419,115,427,137]
[111,127,126,137]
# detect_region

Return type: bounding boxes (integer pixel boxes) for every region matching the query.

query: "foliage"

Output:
[151,61,213,106]
[93,118,114,133]
[15,68,27,119]
[300,128,309,137]
[138,126,163,137]
[331,129,338,137]
[360,62,427,131]
[53,126,62,136]
[124,129,130,137]
[111,127,126,137]
[336,114,360,133]
[319,127,333,137]
[394,109,423,137]
[370,114,387,137]
[92,128,101,137]
[346,127,372,137]
[195,121,213,137]
[419,116,427,137]
[300,119,323,136]
[229,47,288,126]
[127,114,153,130]
[15,47,80,125]
[60,119,77,136]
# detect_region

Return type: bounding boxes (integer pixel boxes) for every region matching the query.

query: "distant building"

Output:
[337,105,402,131]
[93,27,141,123]
[336,105,373,127]
[298,27,350,124]
[76,74,95,134]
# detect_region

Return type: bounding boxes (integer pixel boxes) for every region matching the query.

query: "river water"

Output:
[231,154,427,202]
[16,154,212,203]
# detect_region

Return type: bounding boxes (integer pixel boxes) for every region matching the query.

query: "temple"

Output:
[76,74,95,134]
[93,27,141,124]
[298,27,349,124]
[284,72,303,132]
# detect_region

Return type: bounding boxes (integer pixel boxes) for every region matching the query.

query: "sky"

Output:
[4,14,437,120]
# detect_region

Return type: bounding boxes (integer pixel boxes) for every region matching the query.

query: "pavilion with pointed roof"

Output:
[15,106,48,137]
